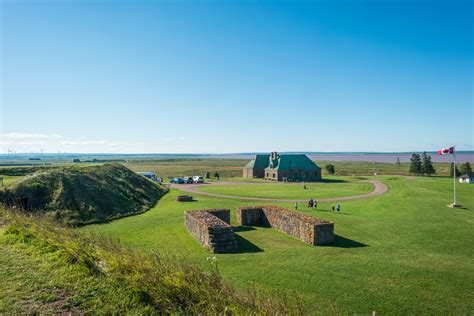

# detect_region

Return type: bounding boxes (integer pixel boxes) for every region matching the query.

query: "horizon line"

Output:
[1,150,473,156]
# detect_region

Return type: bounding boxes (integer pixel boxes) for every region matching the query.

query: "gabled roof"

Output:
[265,154,320,171]
[244,154,270,169]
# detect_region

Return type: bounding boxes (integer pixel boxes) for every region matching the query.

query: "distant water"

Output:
[307,152,474,163]
[0,152,472,163]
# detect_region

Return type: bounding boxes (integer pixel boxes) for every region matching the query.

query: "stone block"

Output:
[184,209,237,253]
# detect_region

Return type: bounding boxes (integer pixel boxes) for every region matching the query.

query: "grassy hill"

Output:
[1,164,167,225]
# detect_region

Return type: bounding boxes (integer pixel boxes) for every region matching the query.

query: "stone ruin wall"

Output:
[184,209,238,253]
[237,205,334,245]
[176,195,194,202]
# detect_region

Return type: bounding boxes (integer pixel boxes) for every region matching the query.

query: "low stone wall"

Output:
[184,209,237,253]
[205,208,231,224]
[237,206,334,245]
[237,207,265,226]
[176,195,194,202]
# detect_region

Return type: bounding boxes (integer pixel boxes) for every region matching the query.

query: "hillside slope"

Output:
[2,164,167,225]
[0,210,292,314]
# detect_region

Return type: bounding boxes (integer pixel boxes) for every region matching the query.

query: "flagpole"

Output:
[453,145,456,205]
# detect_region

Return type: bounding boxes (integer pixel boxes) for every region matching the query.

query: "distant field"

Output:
[124,159,246,179]
[197,177,374,199]
[83,176,474,314]
[0,156,466,179]
[315,160,454,176]
[125,159,458,178]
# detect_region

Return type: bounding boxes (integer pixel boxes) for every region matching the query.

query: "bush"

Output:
[325,164,335,175]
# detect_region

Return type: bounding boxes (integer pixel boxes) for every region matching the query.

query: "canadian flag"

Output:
[438,146,454,155]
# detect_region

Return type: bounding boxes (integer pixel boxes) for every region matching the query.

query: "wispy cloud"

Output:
[0,132,120,153]
[163,136,185,142]
[60,140,109,146]
[2,133,63,139]
[17,141,47,145]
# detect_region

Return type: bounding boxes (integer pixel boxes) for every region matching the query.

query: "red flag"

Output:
[438,146,454,155]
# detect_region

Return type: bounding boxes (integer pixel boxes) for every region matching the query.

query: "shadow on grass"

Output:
[305,208,352,215]
[233,226,258,232]
[233,233,264,253]
[231,226,263,253]
[318,179,348,183]
[322,234,367,248]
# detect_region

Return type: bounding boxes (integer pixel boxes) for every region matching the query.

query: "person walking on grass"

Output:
[294,202,298,210]
[303,181,307,190]
[314,199,318,210]
[336,203,341,213]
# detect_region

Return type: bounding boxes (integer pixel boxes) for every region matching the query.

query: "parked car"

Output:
[183,176,194,184]
[170,177,185,184]
[193,176,204,183]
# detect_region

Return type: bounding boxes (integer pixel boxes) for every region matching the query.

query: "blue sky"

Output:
[1,0,472,153]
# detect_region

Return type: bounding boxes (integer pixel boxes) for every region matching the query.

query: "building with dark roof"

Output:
[242,154,270,178]
[243,151,322,181]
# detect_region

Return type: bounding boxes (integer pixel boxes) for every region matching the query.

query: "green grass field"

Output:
[197,177,374,199]
[0,176,24,188]
[82,176,474,314]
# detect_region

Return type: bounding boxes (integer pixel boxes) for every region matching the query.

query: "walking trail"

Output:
[171,180,388,203]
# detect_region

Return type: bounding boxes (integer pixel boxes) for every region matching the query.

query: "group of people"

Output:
[293,200,341,213]
[307,198,317,209]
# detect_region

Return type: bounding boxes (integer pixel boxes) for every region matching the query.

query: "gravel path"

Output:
[171,180,388,203]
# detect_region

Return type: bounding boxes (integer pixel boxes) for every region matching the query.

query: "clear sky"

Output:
[1,0,472,154]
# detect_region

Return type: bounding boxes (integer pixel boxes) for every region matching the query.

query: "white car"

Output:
[193,176,204,184]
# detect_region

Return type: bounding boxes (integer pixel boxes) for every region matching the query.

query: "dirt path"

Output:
[171,180,388,203]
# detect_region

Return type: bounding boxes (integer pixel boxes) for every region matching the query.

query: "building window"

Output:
[273,173,275,178]
[266,173,269,177]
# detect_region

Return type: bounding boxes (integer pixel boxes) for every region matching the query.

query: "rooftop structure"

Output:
[243,151,321,181]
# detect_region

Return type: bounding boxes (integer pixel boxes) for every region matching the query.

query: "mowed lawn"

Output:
[197,177,374,199]
[83,176,474,314]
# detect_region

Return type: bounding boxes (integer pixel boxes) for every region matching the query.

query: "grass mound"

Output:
[0,209,295,314]
[0,166,58,176]
[2,164,167,225]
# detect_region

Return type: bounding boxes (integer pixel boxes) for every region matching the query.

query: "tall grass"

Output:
[1,208,302,314]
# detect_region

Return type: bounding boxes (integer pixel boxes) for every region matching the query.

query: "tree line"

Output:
[410,153,472,177]
[450,161,472,177]
[409,152,436,176]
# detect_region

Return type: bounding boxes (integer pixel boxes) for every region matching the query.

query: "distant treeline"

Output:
[73,158,126,163]
[0,163,52,167]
